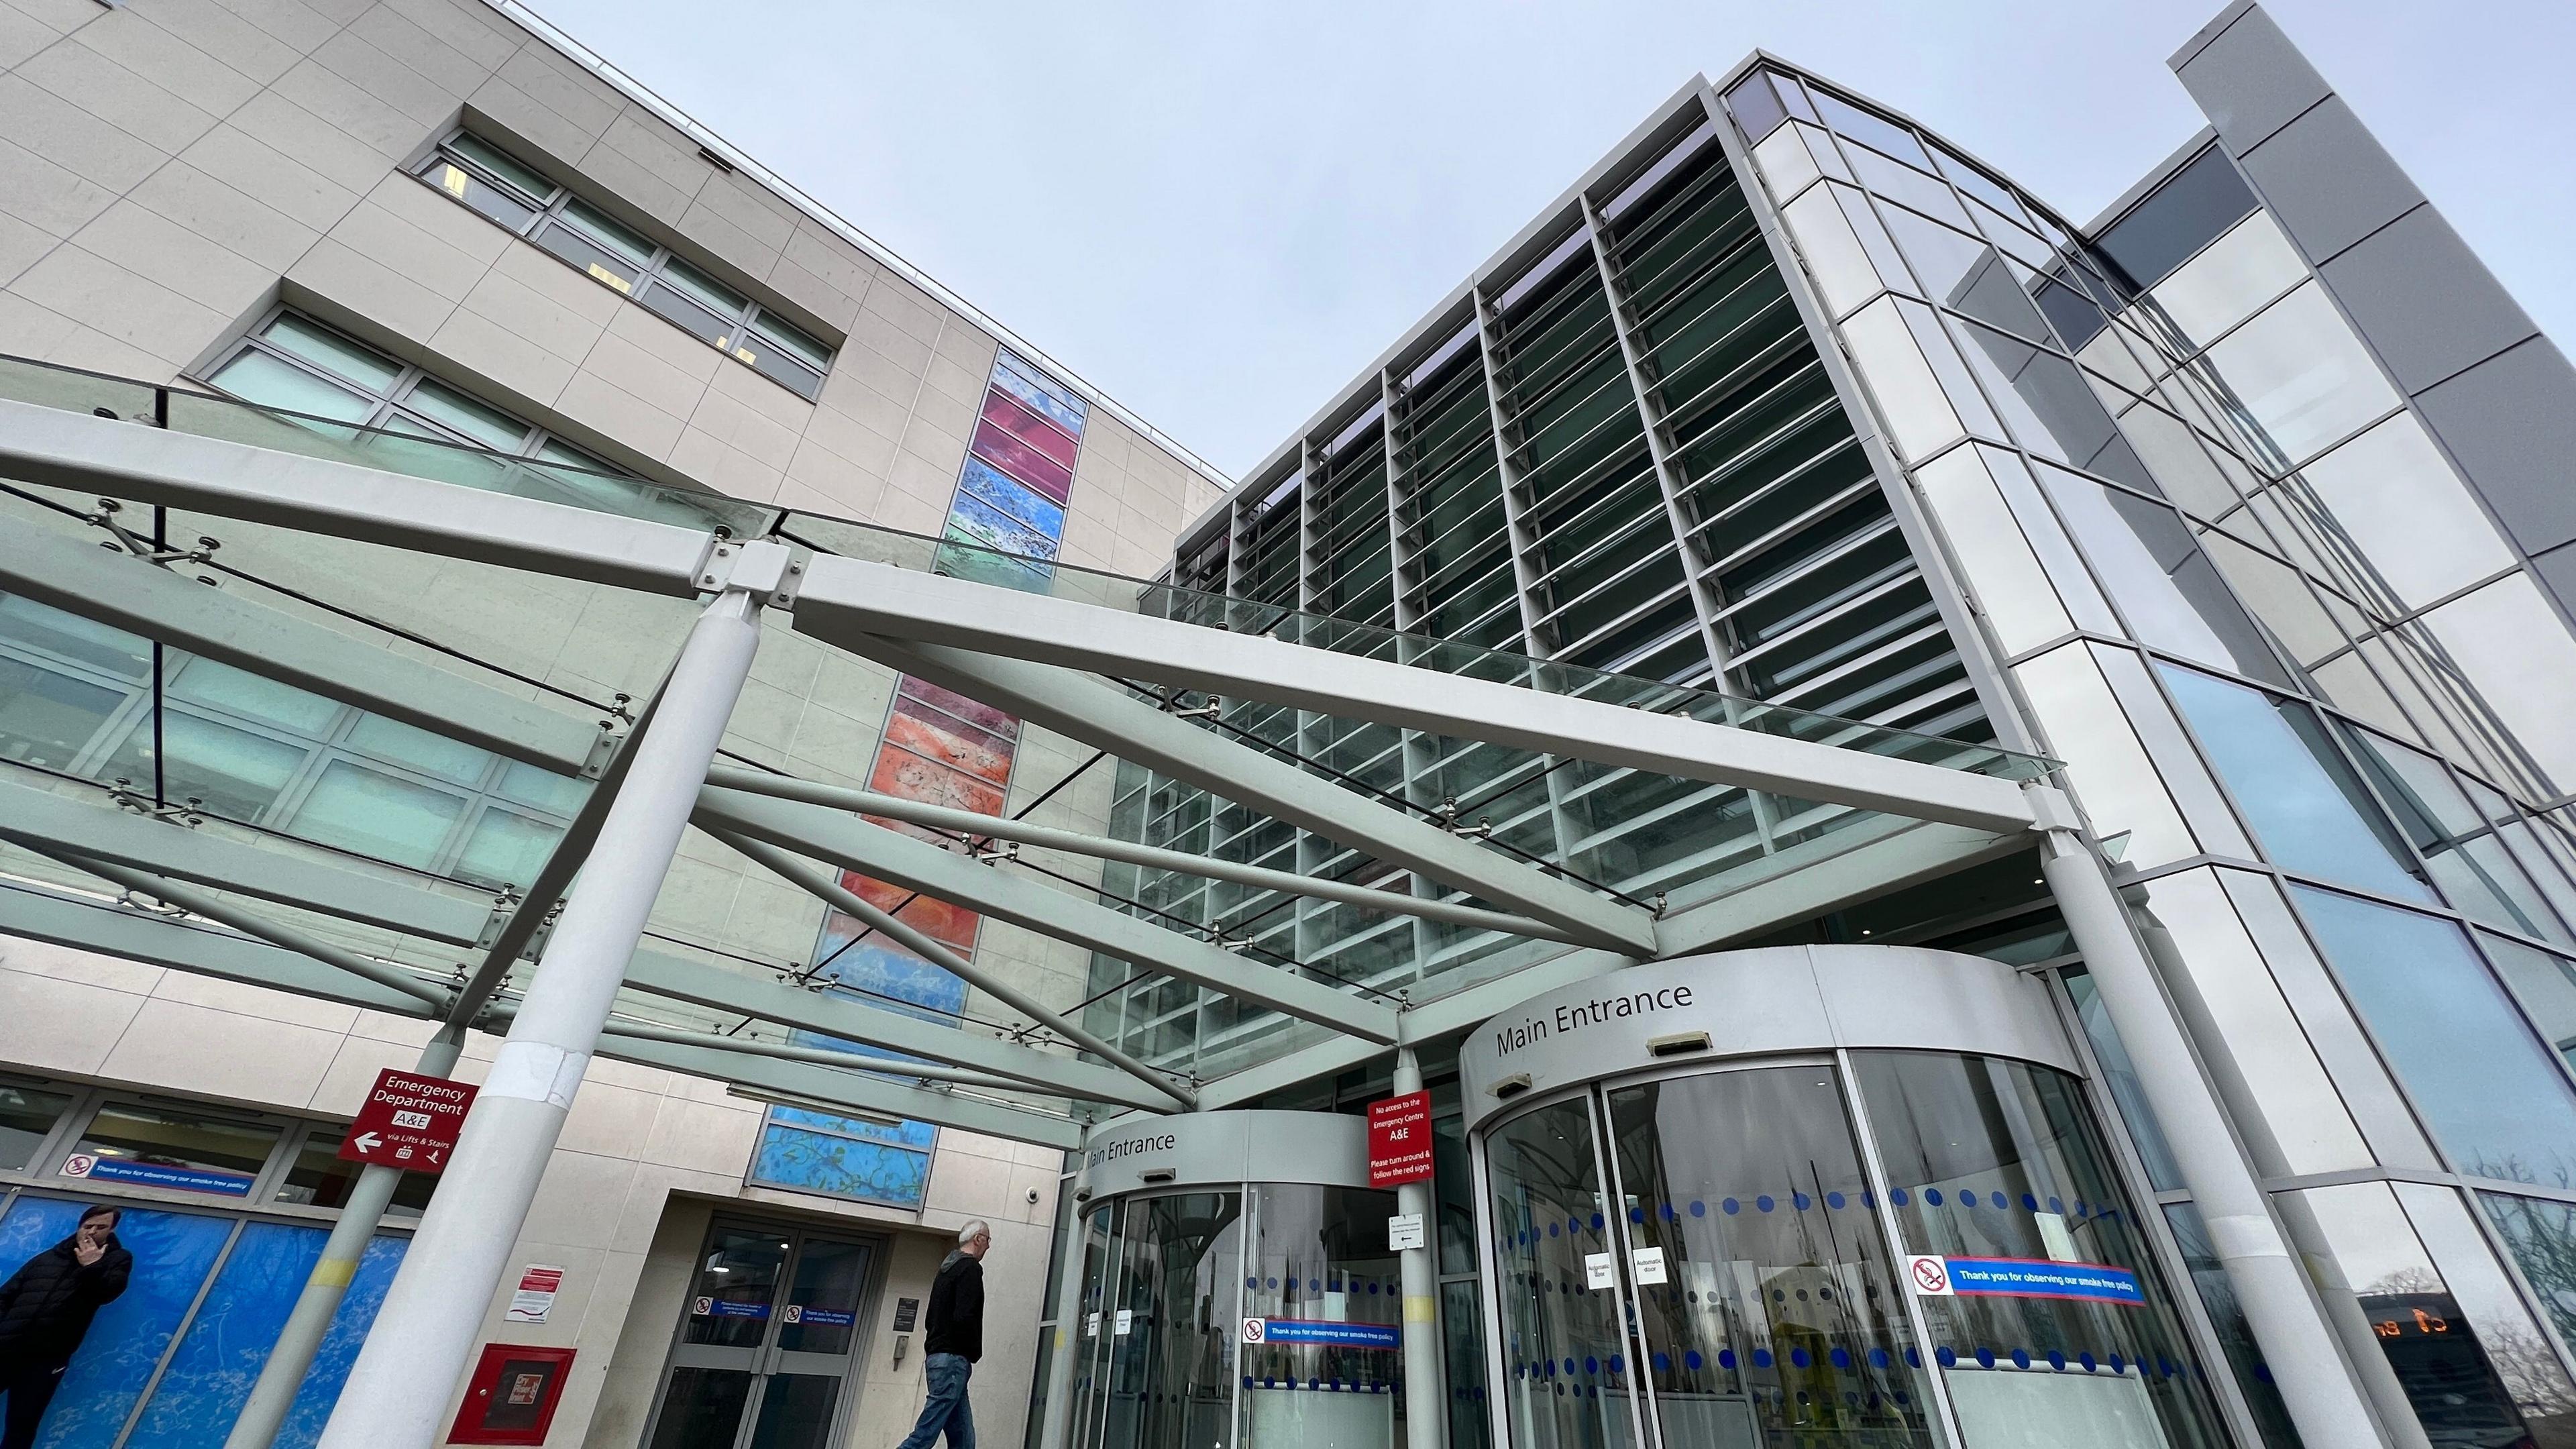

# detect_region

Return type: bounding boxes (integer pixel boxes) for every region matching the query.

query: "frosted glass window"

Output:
[2158,663,2431,900]
[2013,642,2196,864]
[1977,447,2119,635]
[1783,184,1886,315]
[401,378,527,451]
[1914,446,2070,654]
[345,714,493,785]
[2194,527,2347,667]
[207,351,375,428]
[1752,123,1820,200]
[109,712,306,820]
[2148,212,2307,348]
[2293,886,2576,1184]
[262,313,402,392]
[289,760,468,869]
[2037,466,2288,684]
[2201,282,2400,466]
[1839,298,1960,459]
[164,659,339,735]
[2299,413,2516,608]
[2420,576,2576,790]
[456,808,562,891]
[2116,401,2246,520]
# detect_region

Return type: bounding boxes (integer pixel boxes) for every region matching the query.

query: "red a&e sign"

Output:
[337,1067,478,1174]
[1368,1090,1434,1187]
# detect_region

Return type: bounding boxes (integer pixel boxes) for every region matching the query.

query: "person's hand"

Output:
[74,1227,105,1267]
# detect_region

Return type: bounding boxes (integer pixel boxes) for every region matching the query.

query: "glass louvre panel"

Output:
[209,350,377,429]
[260,314,403,392]
[400,378,529,451]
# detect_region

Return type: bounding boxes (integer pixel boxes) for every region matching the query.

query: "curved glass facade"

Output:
[1475,1053,2224,1449]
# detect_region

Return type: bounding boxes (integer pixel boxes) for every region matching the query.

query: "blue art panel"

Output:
[960,458,1067,538]
[123,1222,328,1448]
[992,351,1087,435]
[0,1198,237,1449]
[949,492,1062,564]
[276,1234,407,1449]
[749,1121,931,1207]
[766,1104,936,1152]
[808,942,970,1024]
[935,531,1055,593]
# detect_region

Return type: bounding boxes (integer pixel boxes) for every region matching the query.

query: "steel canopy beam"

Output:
[818,636,1658,957]
[621,948,1185,1114]
[588,1032,1085,1150]
[702,765,1583,946]
[792,553,2035,833]
[0,397,714,595]
[0,880,442,1017]
[694,786,1401,1044]
[0,774,494,945]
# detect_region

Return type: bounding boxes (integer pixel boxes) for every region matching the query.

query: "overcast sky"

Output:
[529,0,2576,480]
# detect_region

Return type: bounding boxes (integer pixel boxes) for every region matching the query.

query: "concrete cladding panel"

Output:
[2237,98,2424,263]
[2320,206,2538,394]
[2170,1,2330,152]
[2417,339,2576,559]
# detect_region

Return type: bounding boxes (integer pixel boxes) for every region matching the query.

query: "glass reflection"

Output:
[1487,1098,1640,1449]
[1241,1183,1403,1447]
[1605,1066,1938,1448]
[2200,284,2400,468]
[1109,1193,1245,1449]
[1851,1052,2229,1449]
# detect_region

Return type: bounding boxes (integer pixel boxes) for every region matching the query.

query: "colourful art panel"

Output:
[980,390,1080,471]
[765,350,1092,1208]
[970,421,1075,502]
[961,457,1067,537]
[949,490,1062,564]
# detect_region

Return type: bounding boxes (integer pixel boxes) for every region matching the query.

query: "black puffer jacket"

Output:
[0,1232,133,1366]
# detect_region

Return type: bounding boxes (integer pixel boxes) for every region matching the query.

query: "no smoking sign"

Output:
[1906,1255,1953,1295]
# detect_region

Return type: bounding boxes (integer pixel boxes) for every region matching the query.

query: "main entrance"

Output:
[644,1220,880,1449]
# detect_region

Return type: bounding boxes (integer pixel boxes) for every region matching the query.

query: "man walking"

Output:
[0,1204,133,1449]
[896,1221,990,1449]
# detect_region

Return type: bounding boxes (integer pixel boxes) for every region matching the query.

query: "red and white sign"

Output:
[1367,1090,1434,1188]
[1907,1255,1954,1296]
[506,1265,565,1324]
[338,1067,477,1173]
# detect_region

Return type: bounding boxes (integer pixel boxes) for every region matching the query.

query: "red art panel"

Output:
[841,867,982,951]
[888,697,1014,785]
[869,740,1008,814]
[979,390,1079,471]
[971,423,1075,504]
[900,677,1019,738]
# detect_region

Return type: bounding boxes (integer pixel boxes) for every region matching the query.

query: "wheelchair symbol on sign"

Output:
[1241,1318,1265,1344]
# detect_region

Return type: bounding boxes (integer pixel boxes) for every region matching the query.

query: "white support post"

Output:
[224,1025,466,1449]
[1393,1046,1446,1449]
[1037,1138,1091,1449]
[2037,824,2396,1449]
[316,577,768,1449]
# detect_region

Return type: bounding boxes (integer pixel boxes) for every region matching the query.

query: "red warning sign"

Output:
[337,1067,478,1174]
[1367,1090,1434,1188]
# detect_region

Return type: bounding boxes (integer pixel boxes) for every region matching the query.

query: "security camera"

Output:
[1073,1187,1092,1203]
[1026,1186,1042,1204]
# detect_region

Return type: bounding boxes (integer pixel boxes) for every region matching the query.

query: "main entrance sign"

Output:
[339,1067,477,1173]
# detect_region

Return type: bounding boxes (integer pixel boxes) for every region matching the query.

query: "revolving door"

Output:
[1058,1112,1411,1449]
[1463,947,2233,1449]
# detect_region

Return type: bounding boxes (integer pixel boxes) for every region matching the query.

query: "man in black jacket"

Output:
[895,1220,989,1449]
[0,1204,133,1449]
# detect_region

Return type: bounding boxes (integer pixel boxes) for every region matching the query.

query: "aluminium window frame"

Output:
[413,127,837,401]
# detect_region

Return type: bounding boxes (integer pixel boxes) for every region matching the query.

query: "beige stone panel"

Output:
[718,671,805,761]
[717,871,825,966]
[13,244,227,368]
[194,0,344,53]
[0,8,59,69]
[429,302,578,409]
[465,74,604,166]
[286,235,462,345]
[557,1077,665,1159]
[810,368,914,452]
[119,0,302,83]
[307,1032,437,1115]
[44,323,184,379]
[687,364,806,470]
[224,89,398,197]
[641,1093,763,1176]
[806,648,898,730]
[271,54,437,162]
[524,1148,641,1250]
[780,696,881,787]
[72,7,264,115]
[777,220,882,305]
[783,415,896,499]
[16,38,220,155]
[759,253,860,335]
[493,42,622,140]
[769,472,876,531]
[583,303,721,411]
[905,374,977,451]
[70,199,276,318]
[876,451,956,537]
[918,350,986,414]
[0,937,162,995]
[451,261,608,378]
[343,2,494,99]
[932,313,999,372]
[0,212,59,290]
[670,198,781,290]
[484,236,623,330]
[380,0,521,70]
[0,72,169,195]
[699,170,800,250]
[665,425,783,504]
[859,270,944,348]
[148,969,360,1033]
[0,966,142,1077]
[97,997,342,1105]
[567,136,697,229]
[127,158,327,270]
[922,1142,1012,1216]
[548,369,687,465]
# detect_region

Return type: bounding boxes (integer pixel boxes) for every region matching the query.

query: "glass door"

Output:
[1087,1191,1244,1449]
[648,1224,876,1449]
[1482,1093,1646,1449]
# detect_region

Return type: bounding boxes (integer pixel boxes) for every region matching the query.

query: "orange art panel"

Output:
[841,869,981,951]
[869,743,1008,815]
[885,706,1014,786]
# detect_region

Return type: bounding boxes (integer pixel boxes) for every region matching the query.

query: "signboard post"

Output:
[1366,1091,1434,1188]
[337,1067,478,1174]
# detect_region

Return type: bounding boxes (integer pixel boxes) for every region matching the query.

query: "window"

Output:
[66,1102,284,1199]
[0,1081,76,1172]
[413,131,836,400]
[275,1126,437,1217]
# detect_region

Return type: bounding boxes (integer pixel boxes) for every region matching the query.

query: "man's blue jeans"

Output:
[896,1352,974,1449]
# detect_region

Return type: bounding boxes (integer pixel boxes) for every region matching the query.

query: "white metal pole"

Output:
[1036,1139,1089,1449]
[225,1026,467,1449]
[1393,1047,1446,1449]
[2037,826,2396,1448]
[316,584,764,1449]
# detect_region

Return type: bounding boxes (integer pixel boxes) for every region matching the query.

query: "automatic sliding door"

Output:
[1483,1096,1644,1449]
